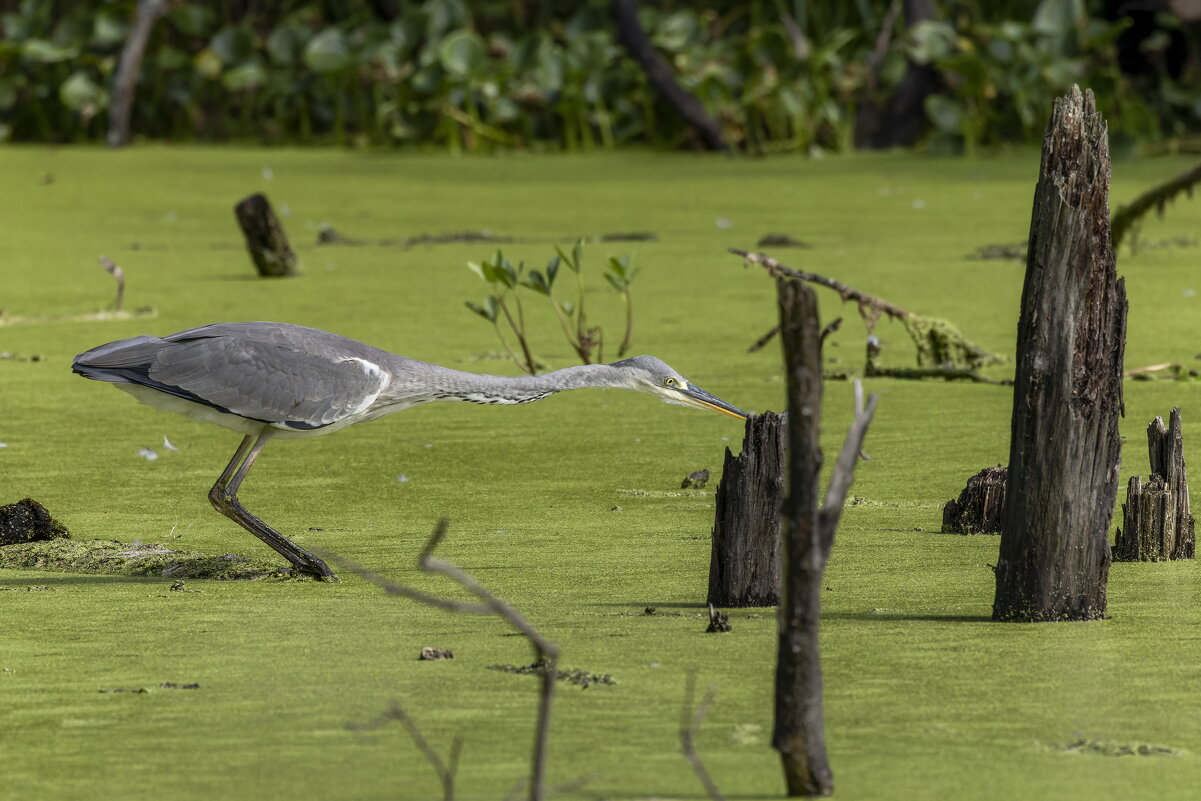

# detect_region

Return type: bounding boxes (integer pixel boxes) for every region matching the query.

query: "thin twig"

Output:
[747,324,781,353]
[730,248,913,321]
[819,379,879,551]
[346,700,461,801]
[389,700,461,801]
[314,545,492,615]
[320,519,559,801]
[681,672,726,801]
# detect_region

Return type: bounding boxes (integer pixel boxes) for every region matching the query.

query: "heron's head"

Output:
[610,356,746,420]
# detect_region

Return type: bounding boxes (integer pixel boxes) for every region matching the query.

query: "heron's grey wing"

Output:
[75,333,387,429]
[147,337,388,429]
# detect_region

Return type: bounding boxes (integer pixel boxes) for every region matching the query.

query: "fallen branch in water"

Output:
[731,249,1004,380]
[1111,159,1201,251]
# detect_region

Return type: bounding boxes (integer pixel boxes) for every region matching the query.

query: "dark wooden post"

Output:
[234,193,300,277]
[1114,408,1194,561]
[708,412,786,607]
[942,467,1007,534]
[773,278,876,797]
[992,87,1127,622]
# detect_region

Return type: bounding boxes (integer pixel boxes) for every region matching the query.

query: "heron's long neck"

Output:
[391,361,633,406]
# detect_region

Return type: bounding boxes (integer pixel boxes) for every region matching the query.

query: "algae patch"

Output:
[1044,737,1186,758]
[488,662,617,688]
[0,539,293,580]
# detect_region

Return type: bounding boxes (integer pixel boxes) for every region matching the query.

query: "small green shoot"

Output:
[466,240,640,373]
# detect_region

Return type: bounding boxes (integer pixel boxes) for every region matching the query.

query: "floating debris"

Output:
[681,469,711,489]
[101,681,200,694]
[968,241,1027,261]
[598,231,658,242]
[488,662,617,688]
[1053,737,1184,757]
[757,233,811,248]
[419,646,454,661]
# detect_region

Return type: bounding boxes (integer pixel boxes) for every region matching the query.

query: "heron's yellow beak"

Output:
[678,384,747,420]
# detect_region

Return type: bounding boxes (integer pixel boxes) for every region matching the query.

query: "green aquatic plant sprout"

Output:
[465,241,640,374]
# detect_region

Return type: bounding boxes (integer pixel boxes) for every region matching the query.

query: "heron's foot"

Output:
[291,558,339,583]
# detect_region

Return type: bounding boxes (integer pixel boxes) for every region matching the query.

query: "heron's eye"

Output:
[664,377,678,387]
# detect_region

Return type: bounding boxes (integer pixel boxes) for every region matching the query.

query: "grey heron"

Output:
[72,322,746,581]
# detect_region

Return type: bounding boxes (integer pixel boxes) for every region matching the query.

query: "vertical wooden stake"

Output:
[772,278,877,797]
[993,86,1126,622]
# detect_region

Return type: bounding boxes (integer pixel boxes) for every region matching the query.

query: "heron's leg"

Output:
[211,434,254,496]
[208,432,337,582]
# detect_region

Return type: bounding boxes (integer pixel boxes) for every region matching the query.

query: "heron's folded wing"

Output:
[145,336,387,429]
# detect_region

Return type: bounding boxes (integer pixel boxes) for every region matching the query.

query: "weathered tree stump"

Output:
[0,498,69,546]
[1115,476,1176,561]
[772,277,877,798]
[942,467,1007,534]
[992,87,1126,622]
[707,412,786,608]
[1114,408,1194,561]
[234,193,299,277]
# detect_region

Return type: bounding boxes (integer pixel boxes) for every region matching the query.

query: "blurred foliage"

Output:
[0,0,1196,151]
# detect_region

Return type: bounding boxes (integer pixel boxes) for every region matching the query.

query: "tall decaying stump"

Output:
[708,412,786,607]
[235,193,299,277]
[942,467,1007,534]
[1114,408,1194,561]
[992,86,1127,622]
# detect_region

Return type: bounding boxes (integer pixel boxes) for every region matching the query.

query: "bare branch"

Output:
[322,519,559,801]
[315,546,493,615]
[389,700,460,801]
[820,382,880,548]
[730,248,913,322]
[681,672,726,801]
[747,324,781,353]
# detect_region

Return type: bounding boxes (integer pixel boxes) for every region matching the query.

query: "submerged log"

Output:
[234,193,299,277]
[707,412,786,608]
[992,87,1126,622]
[1114,408,1194,561]
[942,467,1007,534]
